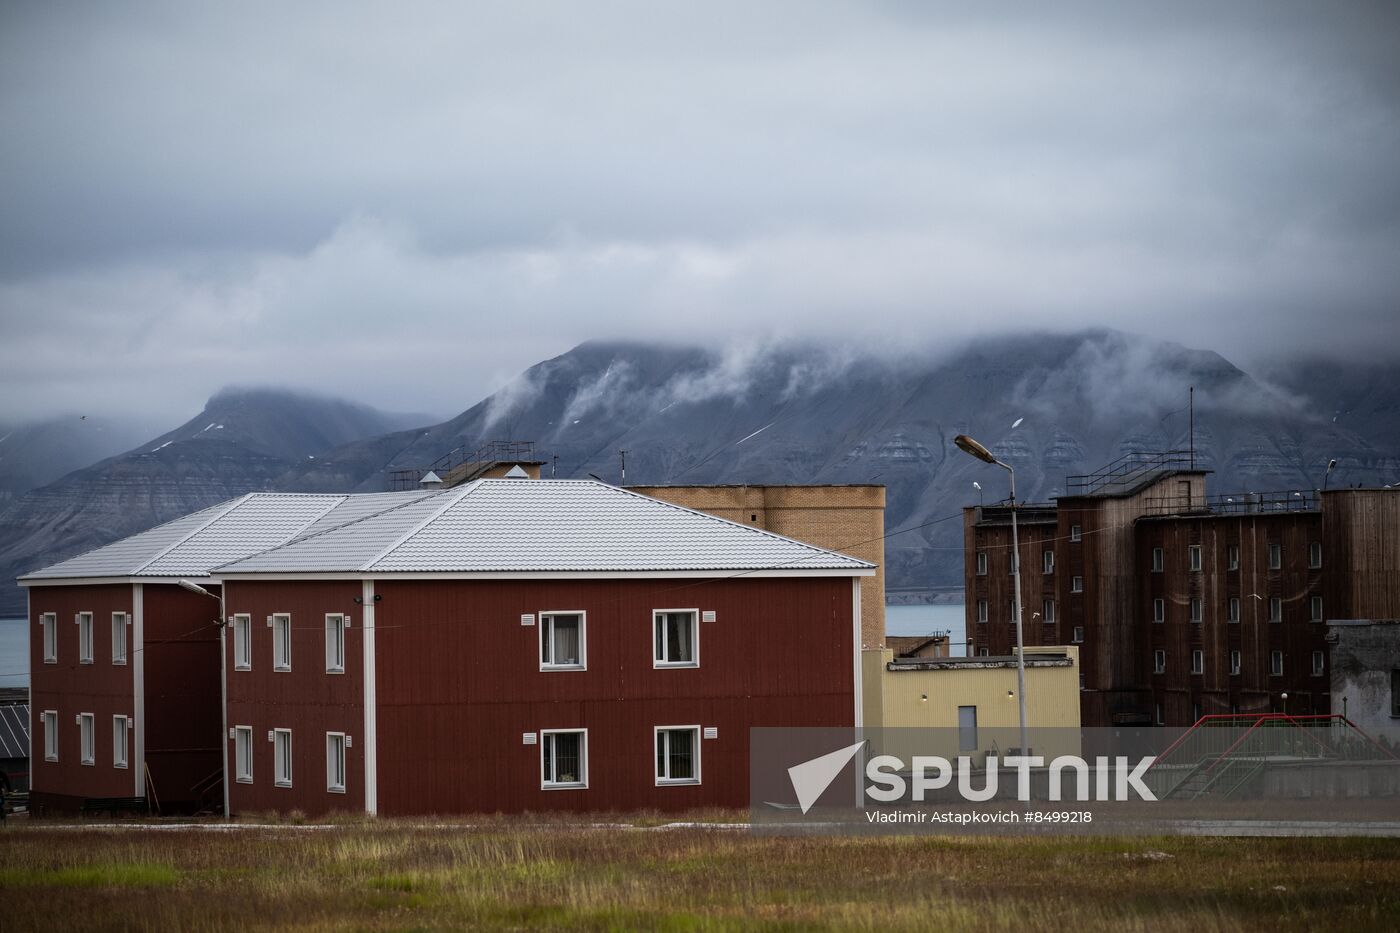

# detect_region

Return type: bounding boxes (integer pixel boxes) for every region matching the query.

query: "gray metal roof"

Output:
[0,703,28,760]
[20,491,430,582]
[217,479,874,575]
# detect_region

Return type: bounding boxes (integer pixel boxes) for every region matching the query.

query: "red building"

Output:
[19,491,437,812]
[214,479,872,817]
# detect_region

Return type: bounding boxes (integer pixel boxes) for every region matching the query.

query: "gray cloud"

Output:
[1,1,1398,424]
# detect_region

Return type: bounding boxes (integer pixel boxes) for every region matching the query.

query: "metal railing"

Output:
[390,440,537,490]
[1065,450,1197,497]
[1205,490,1318,514]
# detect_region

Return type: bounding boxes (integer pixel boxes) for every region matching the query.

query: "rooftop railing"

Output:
[390,439,537,490]
[1065,450,1197,497]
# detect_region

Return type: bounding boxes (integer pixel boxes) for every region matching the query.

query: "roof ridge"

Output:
[130,492,254,575]
[361,481,482,571]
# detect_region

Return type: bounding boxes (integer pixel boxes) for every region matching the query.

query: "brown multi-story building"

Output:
[964,451,1400,727]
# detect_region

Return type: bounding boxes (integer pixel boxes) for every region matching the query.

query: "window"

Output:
[1311,596,1323,623]
[325,614,346,673]
[655,726,700,784]
[1228,597,1240,623]
[1227,545,1240,571]
[1268,543,1281,570]
[653,610,698,667]
[1070,524,1082,543]
[976,600,988,625]
[976,551,988,575]
[1154,650,1166,674]
[77,612,94,664]
[234,726,253,783]
[1270,650,1284,677]
[1071,575,1083,593]
[541,729,587,788]
[233,614,252,670]
[1311,651,1325,677]
[41,612,56,663]
[1153,598,1165,624]
[1230,650,1241,676]
[1392,670,1400,718]
[113,715,129,768]
[273,613,291,671]
[1151,548,1164,573]
[274,729,293,787]
[1269,597,1283,623]
[79,712,95,765]
[977,647,990,657]
[327,733,347,793]
[111,613,128,665]
[1042,599,1055,624]
[1043,550,1055,574]
[541,611,585,669]
[1072,626,1084,644]
[957,706,978,752]
[1188,545,1202,572]
[1190,598,1202,624]
[43,710,58,761]
[1191,649,1204,675]
[1155,703,1164,725]
[1309,542,1322,569]
[1009,599,1016,623]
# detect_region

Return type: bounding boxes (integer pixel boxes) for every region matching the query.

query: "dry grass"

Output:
[1,814,1398,931]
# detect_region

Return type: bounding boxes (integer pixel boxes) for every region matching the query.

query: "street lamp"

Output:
[955,434,1028,759]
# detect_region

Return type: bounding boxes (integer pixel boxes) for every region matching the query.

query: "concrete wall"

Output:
[1330,620,1400,744]
[633,484,887,647]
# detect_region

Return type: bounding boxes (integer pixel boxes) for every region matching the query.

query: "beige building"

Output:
[631,484,888,647]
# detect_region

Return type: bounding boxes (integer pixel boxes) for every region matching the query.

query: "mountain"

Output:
[281,330,1400,595]
[0,413,167,510]
[0,388,427,615]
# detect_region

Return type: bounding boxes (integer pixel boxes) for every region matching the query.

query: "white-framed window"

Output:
[1153,650,1166,674]
[41,612,57,663]
[1072,626,1084,644]
[79,712,95,765]
[655,726,700,785]
[1042,550,1055,574]
[1309,542,1322,569]
[975,551,987,576]
[1070,524,1082,543]
[1042,599,1055,624]
[1189,598,1202,624]
[233,614,252,670]
[1151,548,1164,573]
[1188,545,1202,572]
[1153,598,1165,624]
[653,609,698,668]
[111,612,128,664]
[1230,650,1241,676]
[1268,543,1282,570]
[977,647,989,657]
[325,614,346,674]
[1270,650,1284,677]
[326,732,347,794]
[77,612,94,664]
[234,726,253,783]
[1269,597,1283,623]
[113,715,130,769]
[1071,575,1083,594]
[540,611,586,670]
[541,729,587,789]
[976,600,988,625]
[274,728,293,787]
[43,709,58,761]
[1227,545,1240,571]
[273,613,292,671]
[1312,651,1325,677]
[1009,599,1017,623]
[1228,597,1240,623]
[1155,703,1164,726]
[1191,649,1204,675]
[1311,596,1323,623]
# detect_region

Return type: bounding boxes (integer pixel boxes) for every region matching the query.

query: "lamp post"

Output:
[955,434,1028,758]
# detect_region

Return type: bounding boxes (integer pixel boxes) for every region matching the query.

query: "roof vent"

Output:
[420,470,443,485]
[504,465,529,479]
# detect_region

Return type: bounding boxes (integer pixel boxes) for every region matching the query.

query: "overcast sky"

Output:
[1,1,1397,425]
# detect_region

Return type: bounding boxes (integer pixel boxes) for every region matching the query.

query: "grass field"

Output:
[2,814,1399,931]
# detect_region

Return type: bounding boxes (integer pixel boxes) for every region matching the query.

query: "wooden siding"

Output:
[224,580,366,817]
[1323,489,1400,620]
